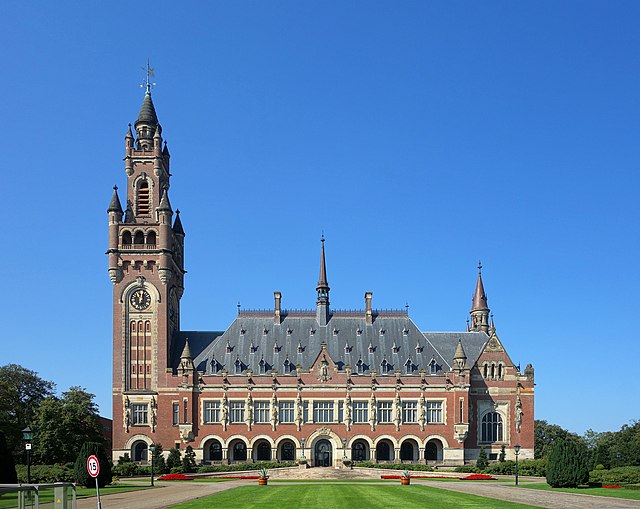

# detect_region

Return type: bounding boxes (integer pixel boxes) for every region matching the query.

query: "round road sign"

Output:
[87,455,100,478]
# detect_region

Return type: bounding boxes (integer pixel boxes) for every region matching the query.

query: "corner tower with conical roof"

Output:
[470,262,490,333]
[108,82,187,454]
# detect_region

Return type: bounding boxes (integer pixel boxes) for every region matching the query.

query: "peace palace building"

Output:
[107,86,535,468]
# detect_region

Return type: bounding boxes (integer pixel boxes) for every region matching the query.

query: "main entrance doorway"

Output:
[314,439,332,467]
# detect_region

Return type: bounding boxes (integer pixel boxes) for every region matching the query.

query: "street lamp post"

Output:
[22,427,33,484]
[514,444,521,486]
[149,445,156,487]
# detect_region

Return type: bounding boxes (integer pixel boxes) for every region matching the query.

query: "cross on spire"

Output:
[141,60,156,94]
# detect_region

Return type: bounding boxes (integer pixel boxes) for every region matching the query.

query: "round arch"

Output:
[248,434,275,449]
[399,437,420,462]
[227,437,249,463]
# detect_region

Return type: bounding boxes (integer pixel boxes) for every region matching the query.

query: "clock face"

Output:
[130,289,151,310]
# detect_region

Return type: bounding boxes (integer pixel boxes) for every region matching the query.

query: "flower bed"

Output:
[462,474,496,480]
[158,473,193,480]
[381,475,461,480]
[603,485,622,489]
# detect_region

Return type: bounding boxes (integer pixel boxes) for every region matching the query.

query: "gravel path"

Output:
[418,480,640,509]
[75,480,250,509]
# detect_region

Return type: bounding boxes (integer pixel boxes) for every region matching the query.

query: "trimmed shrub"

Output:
[476,447,489,470]
[499,445,506,463]
[195,461,295,473]
[182,446,196,473]
[454,465,480,473]
[487,460,515,475]
[117,453,131,465]
[546,438,589,488]
[589,466,640,485]
[74,442,113,488]
[519,459,547,477]
[112,462,141,477]
[16,464,75,483]
[352,462,434,472]
[151,443,168,474]
[167,448,182,470]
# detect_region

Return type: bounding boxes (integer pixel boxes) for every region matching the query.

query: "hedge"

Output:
[353,462,434,472]
[16,464,75,483]
[590,466,640,485]
[196,462,295,473]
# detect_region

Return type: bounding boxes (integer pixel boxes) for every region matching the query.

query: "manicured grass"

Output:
[167,484,542,508]
[522,483,640,500]
[0,484,151,509]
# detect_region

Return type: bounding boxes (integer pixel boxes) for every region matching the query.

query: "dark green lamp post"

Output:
[22,427,33,484]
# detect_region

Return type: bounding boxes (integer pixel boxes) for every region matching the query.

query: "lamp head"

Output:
[514,444,521,454]
[22,427,33,441]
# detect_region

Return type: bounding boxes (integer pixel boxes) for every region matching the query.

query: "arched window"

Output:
[207,440,222,461]
[256,441,271,461]
[137,180,150,215]
[281,441,296,461]
[232,441,247,461]
[481,412,503,442]
[146,231,156,247]
[352,441,368,462]
[134,231,145,245]
[490,364,495,379]
[122,231,132,247]
[497,363,503,379]
[400,441,415,461]
[483,363,488,378]
[132,441,148,462]
[376,441,392,461]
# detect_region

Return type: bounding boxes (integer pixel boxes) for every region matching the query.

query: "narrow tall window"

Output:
[173,403,179,425]
[137,180,150,215]
[183,399,188,423]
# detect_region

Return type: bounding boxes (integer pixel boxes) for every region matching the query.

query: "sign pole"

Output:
[87,454,102,509]
[95,476,102,509]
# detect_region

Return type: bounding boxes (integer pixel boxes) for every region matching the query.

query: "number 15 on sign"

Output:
[86,455,102,509]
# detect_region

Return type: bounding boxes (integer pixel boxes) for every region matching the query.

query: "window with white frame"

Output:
[377,401,393,423]
[353,401,368,423]
[203,401,220,423]
[426,401,443,423]
[230,401,245,424]
[254,401,270,423]
[132,403,148,425]
[481,412,503,442]
[172,402,179,425]
[279,401,295,423]
[313,401,334,423]
[402,401,418,423]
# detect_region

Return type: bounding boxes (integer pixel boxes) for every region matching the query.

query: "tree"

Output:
[546,438,589,488]
[534,420,572,459]
[74,442,112,488]
[0,431,18,483]
[152,443,167,474]
[0,364,55,458]
[499,445,506,463]
[182,445,196,473]
[167,448,182,470]
[476,446,488,470]
[33,387,104,464]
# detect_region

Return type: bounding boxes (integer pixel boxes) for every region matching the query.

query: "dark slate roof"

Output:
[107,186,123,214]
[173,331,224,371]
[137,91,158,126]
[183,311,489,377]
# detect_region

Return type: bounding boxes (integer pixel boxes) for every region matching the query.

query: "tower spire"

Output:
[470,261,490,333]
[316,235,330,326]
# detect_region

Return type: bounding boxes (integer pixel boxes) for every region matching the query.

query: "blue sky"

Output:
[1,1,638,435]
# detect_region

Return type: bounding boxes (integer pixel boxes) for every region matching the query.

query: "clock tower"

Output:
[107,83,185,442]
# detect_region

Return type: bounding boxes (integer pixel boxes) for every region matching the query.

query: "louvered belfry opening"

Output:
[137,180,150,215]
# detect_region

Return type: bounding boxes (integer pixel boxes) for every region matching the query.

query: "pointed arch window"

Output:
[404,358,413,374]
[380,358,390,373]
[234,358,243,374]
[283,357,293,373]
[137,180,150,216]
[356,358,365,374]
[429,358,438,375]
[481,412,503,442]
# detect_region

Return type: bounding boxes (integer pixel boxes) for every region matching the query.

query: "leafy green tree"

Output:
[0,364,55,459]
[0,431,18,483]
[609,421,640,467]
[182,445,196,473]
[167,448,182,470]
[74,442,112,488]
[152,443,167,474]
[33,387,104,464]
[499,445,506,463]
[476,446,488,470]
[534,420,572,459]
[546,438,589,488]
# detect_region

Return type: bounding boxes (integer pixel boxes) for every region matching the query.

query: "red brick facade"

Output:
[108,90,534,467]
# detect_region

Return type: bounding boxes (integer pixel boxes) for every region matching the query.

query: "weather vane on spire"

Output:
[141,60,156,93]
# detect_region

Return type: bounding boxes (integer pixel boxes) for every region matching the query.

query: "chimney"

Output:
[274,291,282,324]
[365,292,373,324]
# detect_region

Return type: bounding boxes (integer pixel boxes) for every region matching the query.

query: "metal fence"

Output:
[0,482,77,509]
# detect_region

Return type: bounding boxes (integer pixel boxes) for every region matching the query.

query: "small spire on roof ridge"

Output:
[126,124,134,138]
[173,210,185,236]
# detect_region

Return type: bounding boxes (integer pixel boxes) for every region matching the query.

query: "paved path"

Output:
[76,480,250,509]
[418,480,640,509]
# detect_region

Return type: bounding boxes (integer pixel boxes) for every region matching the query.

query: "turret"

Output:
[470,262,490,333]
[157,189,174,284]
[107,186,124,283]
[134,84,159,150]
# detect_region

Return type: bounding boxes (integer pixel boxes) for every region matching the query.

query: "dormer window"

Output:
[344,342,351,353]
[404,358,413,374]
[429,358,437,374]
[287,328,293,335]
[415,343,422,353]
[210,356,221,374]
[380,358,390,373]
[356,328,362,336]
[249,340,257,353]
[356,358,365,373]
[234,357,243,374]
[392,342,399,354]
[333,328,339,336]
[273,343,280,353]
[297,342,303,354]
[368,342,375,354]
[403,328,409,336]
[283,357,292,373]
[259,357,266,374]
[226,340,233,353]
[379,328,385,336]
[263,327,269,335]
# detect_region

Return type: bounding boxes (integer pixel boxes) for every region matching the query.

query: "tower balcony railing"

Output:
[121,243,156,250]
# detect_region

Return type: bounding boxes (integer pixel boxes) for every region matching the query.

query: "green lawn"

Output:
[167,484,542,509]
[521,483,640,500]
[0,484,151,509]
